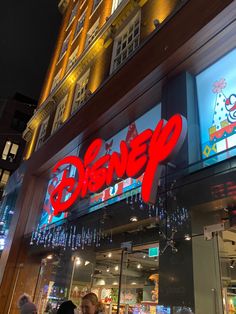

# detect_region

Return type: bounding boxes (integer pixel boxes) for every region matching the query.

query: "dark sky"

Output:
[0,0,62,101]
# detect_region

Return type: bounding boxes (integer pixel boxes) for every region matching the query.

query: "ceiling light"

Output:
[130,216,138,222]
[46,254,53,260]
[131,282,137,285]
[106,267,110,272]
[137,263,142,269]
[230,260,235,269]
[85,260,90,266]
[115,265,119,271]
[75,258,81,266]
[143,255,146,259]
[113,281,118,285]
[97,279,105,285]
[184,234,191,241]
[107,252,112,258]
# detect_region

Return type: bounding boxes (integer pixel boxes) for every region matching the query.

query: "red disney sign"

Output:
[50,114,187,215]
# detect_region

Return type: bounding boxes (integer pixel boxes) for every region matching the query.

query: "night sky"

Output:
[0,0,62,102]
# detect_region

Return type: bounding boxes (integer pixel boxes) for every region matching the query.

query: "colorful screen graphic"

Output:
[196,48,236,162]
[39,104,161,228]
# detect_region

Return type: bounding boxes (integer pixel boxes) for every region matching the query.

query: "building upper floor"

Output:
[23,0,186,159]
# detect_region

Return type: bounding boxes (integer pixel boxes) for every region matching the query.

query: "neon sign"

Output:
[50,114,187,215]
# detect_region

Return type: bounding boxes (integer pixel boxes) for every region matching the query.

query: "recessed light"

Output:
[46,254,53,260]
[184,234,191,241]
[107,252,112,258]
[115,265,119,271]
[130,216,138,222]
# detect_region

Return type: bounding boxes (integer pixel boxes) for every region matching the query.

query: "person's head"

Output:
[81,293,100,314]
[57,300,76,314]
[17,294,31,308]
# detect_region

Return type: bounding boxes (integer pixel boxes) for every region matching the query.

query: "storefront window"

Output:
[196,48,236,164]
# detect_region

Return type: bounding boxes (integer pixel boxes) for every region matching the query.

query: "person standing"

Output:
[57,300,78,314]
[18,294,37,314]
[81,293,105,314]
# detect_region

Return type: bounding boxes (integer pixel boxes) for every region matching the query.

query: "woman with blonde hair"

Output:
[81,293,105,314]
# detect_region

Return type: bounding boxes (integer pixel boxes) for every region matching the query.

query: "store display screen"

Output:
[196,48,236,164]
[157,305,171,314]
[149,247,159,257]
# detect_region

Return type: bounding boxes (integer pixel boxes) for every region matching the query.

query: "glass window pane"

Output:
[10,144,19,156]
[196,48,236,164]
[1,171,10,185]
[2,141,11,160]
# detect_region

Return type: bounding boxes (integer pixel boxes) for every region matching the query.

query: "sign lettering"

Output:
[50,114,187,215]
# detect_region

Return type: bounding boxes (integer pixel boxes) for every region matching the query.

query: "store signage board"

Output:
[149,247,159,258]
[39,104,162,227]
[50,114,187,216]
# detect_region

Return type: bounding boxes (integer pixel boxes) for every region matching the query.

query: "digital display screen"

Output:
[157,305,171,314]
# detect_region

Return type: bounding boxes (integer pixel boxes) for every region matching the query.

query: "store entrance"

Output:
[118,243,160,314]
[89,243,160,314]
[219,227,236,314]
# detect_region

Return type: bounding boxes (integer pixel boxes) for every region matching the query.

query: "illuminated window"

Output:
[74,11,86,39]
[2,141,19,162]
[59,32,71,60]
[196,48,236,162]
[85,19,99,47]
[110,13,140,73]
[67,2,79,28]
[35,116,50,151]
[71,70,90,114]
[52,95,68,133]
[93,0,102,11]
[51,69,62,92]
[67,47,79,72]
[111,0,123,13]
[1,170,10,185]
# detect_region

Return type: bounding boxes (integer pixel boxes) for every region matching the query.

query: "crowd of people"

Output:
[18,292,105,314]
[18,293,194,314]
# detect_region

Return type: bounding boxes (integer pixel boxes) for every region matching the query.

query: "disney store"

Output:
[2,20,236,314]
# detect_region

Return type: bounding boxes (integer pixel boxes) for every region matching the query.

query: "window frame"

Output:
[58,32,71,63]
[66,46,79,72]
[51,95,68,134]
[71,70,90,115]
[35,116,50,151]
[66,2,79,30]
[85,19,100,48]
[73,10,86,41]
[51,69,62,92]
[2,141,19,162]
[92,0,102,12]
[110,12,141,74]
